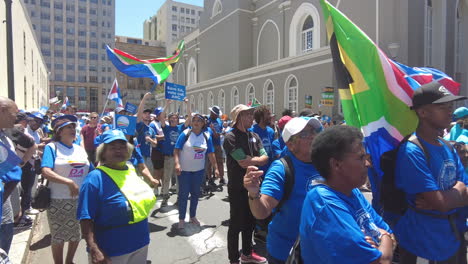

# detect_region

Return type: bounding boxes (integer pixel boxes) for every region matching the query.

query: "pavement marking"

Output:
[156,200,226,256]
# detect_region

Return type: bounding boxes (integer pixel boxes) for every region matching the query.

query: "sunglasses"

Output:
[90,117,98,119]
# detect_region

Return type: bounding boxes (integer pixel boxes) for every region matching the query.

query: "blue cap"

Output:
[153,107,164,116]
[454,107,468,120]
[51,114,77,129]
[100,129,128,144]
[28,112,44,121]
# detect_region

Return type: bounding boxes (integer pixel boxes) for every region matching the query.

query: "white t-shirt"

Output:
[43,142,90,199]
[177,130,213,172]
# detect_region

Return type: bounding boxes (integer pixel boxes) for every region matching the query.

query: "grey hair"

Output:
[96,142,134,164]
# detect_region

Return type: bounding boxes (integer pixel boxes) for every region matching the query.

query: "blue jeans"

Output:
[178,170,204,220]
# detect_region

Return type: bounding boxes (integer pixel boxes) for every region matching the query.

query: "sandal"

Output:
[190,217,200,226]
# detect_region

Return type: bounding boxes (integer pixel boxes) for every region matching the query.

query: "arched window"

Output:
[190,95,195,112]
[263,80,274,112]
[212,0,222,18]
[218,89,225,113]
[208,91,214,108]
[285,76,298,112]
[176,64,185,85]
[424,0,433,66]
[187,57,197,86]
[231,86,239,109]
[246,84,255,105]
[198,93,204,114]
[289,3,321,56]
[302,16,314,53]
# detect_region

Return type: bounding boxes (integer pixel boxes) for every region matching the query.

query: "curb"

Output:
[9,212,40,264]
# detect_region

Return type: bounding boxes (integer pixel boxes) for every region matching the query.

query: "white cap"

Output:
[282,117,323,142]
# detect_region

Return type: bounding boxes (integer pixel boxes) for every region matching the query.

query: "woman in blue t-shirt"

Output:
[299,125,395,264]
[174,113,219,229]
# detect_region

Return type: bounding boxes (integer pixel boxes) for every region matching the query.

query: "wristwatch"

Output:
[248,192,261,200]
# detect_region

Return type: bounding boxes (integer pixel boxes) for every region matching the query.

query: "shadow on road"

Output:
[166,223,217,238]
[29,234,51,251]
[148,222,167,233]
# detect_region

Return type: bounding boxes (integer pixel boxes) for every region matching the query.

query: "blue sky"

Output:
[116,0,204,38]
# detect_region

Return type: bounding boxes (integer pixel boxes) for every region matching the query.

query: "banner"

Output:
[0,141,22,178]
[165,82,186,101]
[305,95,313,108]
[115,114,137,136]
[39,106,49,115]
[125,102,138,114]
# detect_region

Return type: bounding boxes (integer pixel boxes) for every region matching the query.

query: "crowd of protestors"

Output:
[1,80,468,264]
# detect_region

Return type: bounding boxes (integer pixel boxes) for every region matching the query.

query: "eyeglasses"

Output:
[90,117,97,119]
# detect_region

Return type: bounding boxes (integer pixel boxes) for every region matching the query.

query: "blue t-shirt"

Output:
[300,185,391,264]
[136,122,156,157]
[77,169,150,257]
[129,138,145,167]
[260,153,323,261]
[207,117,223,146]
[161,125,184,156]
[250,124,275,171]
[272,137,286,160]
[395,136,465,260]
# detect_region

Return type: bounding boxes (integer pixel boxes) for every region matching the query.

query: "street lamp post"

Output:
[5,0,15,100]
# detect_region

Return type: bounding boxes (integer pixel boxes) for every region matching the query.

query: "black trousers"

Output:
[227,188,256,262]
[20,162,36,214]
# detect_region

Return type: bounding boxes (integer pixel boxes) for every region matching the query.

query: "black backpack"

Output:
[285,236,303,264]
[276,155,295,212]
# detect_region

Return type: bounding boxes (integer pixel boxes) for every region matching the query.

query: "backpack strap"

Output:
[182,129,192,146]
[408,134,430,161]
[276,155,295,213]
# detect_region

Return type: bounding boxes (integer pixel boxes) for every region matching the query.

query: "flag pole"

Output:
[100,84,113,117]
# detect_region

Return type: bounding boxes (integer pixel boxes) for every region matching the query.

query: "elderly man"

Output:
[244,117,323,264]
[223,104,268,264]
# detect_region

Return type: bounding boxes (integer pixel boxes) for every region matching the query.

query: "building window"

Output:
[66,17,75,23]
[55,63,63,70]
[424,0,433,66]
[67,87,75,104]
[78,52,86,59]
[66,3,74,11]
[66,28,75,35]
[286,76,298,112]
[90,9,97,15]
[180,26,185,32]
[198,94,204,113]
[54,38,63,45]
[79,6,86,13]
[90,20,98,27]
[40,12,50,20]
[78,87,87,111]
[231,87,239,109]
[40,0,50,8]
[67,64,74,70]
[55,15,63,22]
[66,39,75,47]
[89,54,98,60]
[246,84,255,105]
[66,51,75,58]
[212,0,222,18]
[208,92,214,107]
[172,15,177,21]
[41,37,50,44]
[172,24,177,31]
[186,8,189,14]
[78,17,86,25]
[78,41,86,48]
[218,90,225,112]
[181,7,185,13]
[264,80,274,112]
[301,16,314,53]
[187,58,197,85]
[54,50,63,57]
[90,88,98,112]
[30,11,35,17]
[191,9,195,15]
[186,18,190,23]
[172,6,177,12]
[90,42,98,49]
[191,18,195,24]
[41,24,50,32]
[54,27,63,33]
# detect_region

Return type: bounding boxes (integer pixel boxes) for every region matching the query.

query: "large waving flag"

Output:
[320,0,460,198]
[108,79,123,107]
[106,40,184,85]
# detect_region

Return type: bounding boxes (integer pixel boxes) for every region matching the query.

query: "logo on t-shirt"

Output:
[355,208,380,243]
[68,161,87,178]
[438,160,457,190]
[169,130,180,144]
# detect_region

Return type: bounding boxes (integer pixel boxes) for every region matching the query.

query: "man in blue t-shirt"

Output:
[136,92,158,190]
[250,105,275,172]
[206,106,225,185]
[395,82,468,263]
[244,117,323,263]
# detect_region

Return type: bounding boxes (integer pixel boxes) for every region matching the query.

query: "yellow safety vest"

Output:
[97,164,156,224]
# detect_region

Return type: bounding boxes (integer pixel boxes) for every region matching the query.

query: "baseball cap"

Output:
[454,107,468,120]
[28,112,44,121]
[282,117,323,142]
[191,112,206,123]
[230,104,253,127]
[411,82,467,109]
[209,106,222,116]
[100,129,128,144]
[278,115,292,131]
[153,107,164,116]
[51,114,78,131]
[115,106,125,114]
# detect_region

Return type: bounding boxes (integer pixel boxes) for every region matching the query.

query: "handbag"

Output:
[31,179,50,211]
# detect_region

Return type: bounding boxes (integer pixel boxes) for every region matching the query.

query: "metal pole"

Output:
[5,0,15,100]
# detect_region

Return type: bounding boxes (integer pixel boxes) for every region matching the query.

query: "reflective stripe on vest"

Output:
[97,165,156,224]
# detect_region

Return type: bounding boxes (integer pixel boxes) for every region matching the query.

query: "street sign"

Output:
[320,99,334,106]
[165,82,186,101]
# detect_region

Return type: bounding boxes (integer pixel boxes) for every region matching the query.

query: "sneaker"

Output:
[25,208,40,215]
[219,178,226,185]
[161,199,168,207]
[14,216,33,228]
[240,252,267,264]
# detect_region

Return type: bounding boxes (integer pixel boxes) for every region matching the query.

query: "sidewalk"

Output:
[9,213,38,264]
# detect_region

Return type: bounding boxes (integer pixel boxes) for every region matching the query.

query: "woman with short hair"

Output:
[299,125,395,264]
[42,115,92,264]
[77,129,156,264]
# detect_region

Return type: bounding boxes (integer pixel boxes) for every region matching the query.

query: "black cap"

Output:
[411,82,467,109]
